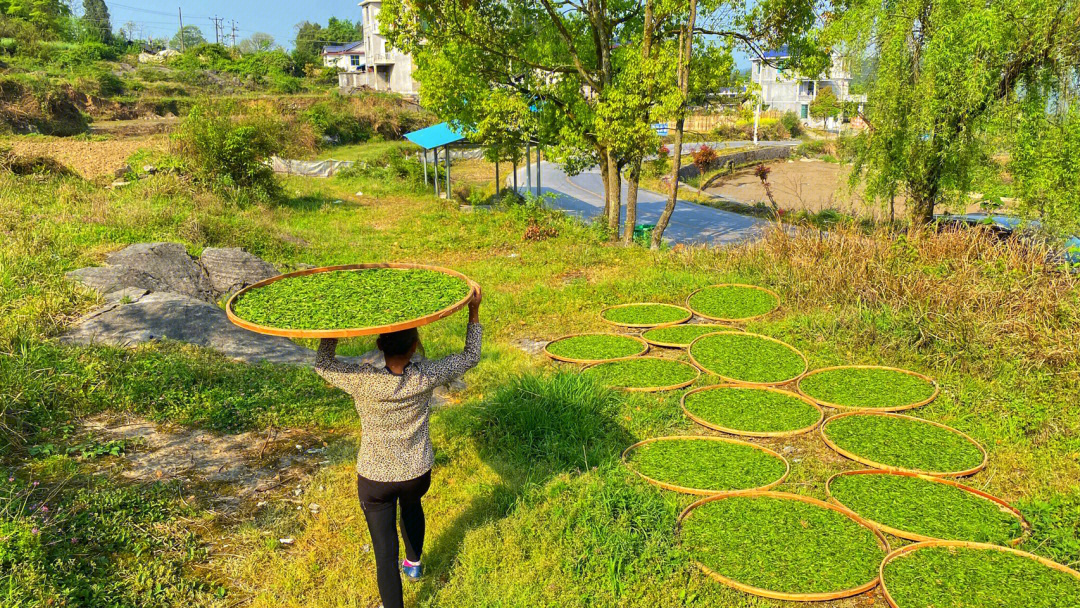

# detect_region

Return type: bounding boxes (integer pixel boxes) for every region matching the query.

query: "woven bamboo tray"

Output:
[825,469,1030,545]
[621,435,790,495]
[685,283,781,323]
[543,333,649,364]
[878,540,1080,608]
[599,302,693,328]
[581,356,700,392]
[225,263,477,339]
[820,412,989,477]
[641,323,739,348]
[688,331,809,387]
[796,365,940,412]
[677,490,890,602]
[681,384,824,438]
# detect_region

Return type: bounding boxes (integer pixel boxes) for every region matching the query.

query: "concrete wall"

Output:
[677,146,791,181]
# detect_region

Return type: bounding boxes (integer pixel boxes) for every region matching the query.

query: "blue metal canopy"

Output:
[404,122,466,150]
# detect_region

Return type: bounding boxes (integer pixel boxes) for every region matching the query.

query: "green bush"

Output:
[781,111,802,137]
[269,73,303,94]
[304,99,372,144]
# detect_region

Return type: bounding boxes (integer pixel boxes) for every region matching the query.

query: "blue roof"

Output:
[761,46,790,59]
[404,122,466,150]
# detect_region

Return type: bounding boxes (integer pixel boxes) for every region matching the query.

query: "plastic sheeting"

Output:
[270,157,355,178]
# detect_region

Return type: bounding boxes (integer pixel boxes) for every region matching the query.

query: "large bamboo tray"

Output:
[878,540,1080,608]
[581,356,701,392]
[688,331,809,387]
[677,490,890,602]
[543,332,649,364]
[825,469,1030,545]
[819,412,989,477]
[621,435,790,495]
[680,385,824,438]
[641,323,739,348]
[599,302,693,328]
[225,263,477,339]
[796,365,940,412]
[685,283,781,323]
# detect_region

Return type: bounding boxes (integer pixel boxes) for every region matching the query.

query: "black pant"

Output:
[357,471,431,608]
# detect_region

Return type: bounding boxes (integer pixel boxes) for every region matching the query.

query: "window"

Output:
[350,55,361,67]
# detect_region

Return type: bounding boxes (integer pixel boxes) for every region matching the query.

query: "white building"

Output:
[321,41,365,72]
[750,50,865,126]
[337,0,420,95]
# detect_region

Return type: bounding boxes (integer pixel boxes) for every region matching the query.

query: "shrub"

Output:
[303,99,372,144]
[691,144,718,174]
[269,73,303,94]
[781,111,802,137]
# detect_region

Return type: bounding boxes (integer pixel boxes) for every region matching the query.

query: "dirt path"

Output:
[5,134,167,178]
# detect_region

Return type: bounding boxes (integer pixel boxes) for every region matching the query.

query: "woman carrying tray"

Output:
[314,286,483,608]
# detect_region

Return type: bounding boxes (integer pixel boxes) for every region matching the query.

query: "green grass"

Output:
[682,386,821,434]
[600,303,690,326]
[830,473,1025,543]
[231,268,471,330]
[686,285,779,320]
[799,366,937,409]
[582,358,699,390]
[882,545,1080,607]
[626,437,787,492]
[680,494,886,596]
[545,334,646,361]
[823,414,986,474]
[641,324,734,347]
[689,332,807,384]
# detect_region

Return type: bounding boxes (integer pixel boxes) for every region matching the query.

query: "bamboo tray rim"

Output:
[676,490,890,602]
[543,332,649,364]
[225,262,477,339]
[641,322,741,348]
[621,435,790,496]
[878,540,1080,608]
[687,331,809,387]
[825,469,1030,545]
[680,384,824,438]
[796,365,941,412]
[599,302,693,328]
[582,356,700,392]
[685,283,781,323]
[819,411,989,477]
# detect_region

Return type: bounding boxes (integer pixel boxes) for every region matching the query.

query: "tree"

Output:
[81,0,111,42]
[2,0,69,36]
[835,0,1080,224]
[808,86,839,122]
[170,25,206,50]
[239,32,276,54]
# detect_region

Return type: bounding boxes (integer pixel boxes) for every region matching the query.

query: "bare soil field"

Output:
[4,134,167,178]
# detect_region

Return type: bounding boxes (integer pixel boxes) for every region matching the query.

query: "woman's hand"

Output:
[468,283,482,323]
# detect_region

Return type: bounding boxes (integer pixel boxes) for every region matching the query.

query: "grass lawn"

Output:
[2,140,1080,607]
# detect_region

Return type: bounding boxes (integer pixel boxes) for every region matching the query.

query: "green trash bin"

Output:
[633,223,656,241]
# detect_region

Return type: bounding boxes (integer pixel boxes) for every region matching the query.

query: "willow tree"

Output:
[835,0,1080,224]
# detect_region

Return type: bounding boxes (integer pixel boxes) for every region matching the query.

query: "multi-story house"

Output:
[749,49,865,126]
[336,0,420,95]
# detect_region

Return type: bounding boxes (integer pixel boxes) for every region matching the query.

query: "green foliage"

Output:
[882,545,1080,608]
[822,414,985,474]
[1017,490,1080,566]
[799,367,937,409]
[689,333,807,384]
[304,100,372,144]
[545,334,646,362]
[169,25,206,50]
[780,111,802,137]
[681,495,885,595]
[682,386,821,434]
[81,0,111,42]
[232,268,470,331]
[600,303,689,326]
[640,323,731,347]
[808,86,840,120]
[582,358,698,390]
[626,438,787,492]
[686,284,778,320]
[1010,93,1080,235]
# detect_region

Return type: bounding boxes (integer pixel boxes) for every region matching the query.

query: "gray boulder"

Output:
[199,247,279,300]
[68,242,215,302]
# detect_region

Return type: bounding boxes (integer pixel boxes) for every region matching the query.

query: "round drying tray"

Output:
[825,469,1030,545]
[688,331,809,387]
[820,412,989,477]
[685,283,781,323]
[677,490,890,602]
[641,323,739,348]
[542,332,649,364]
[680,384,824,438]
[796,365,940,412]
[621,435,790,495]
[226,263,477,338]
[599,302,693,328]
[878,540,1080,608]
[581,356,701,392]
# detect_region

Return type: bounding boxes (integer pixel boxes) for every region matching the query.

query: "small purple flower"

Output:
[6,476,12,483]
[40,505,49,513]
[70,537,79,544]
[32,481,39,487]
[31,528,40,535]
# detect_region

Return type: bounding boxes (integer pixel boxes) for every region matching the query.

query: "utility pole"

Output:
[211,17,223,44]
[230,20,238,48]
[178,8,185,51]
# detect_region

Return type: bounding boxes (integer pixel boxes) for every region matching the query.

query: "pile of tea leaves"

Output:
[830,473,1024,543]
[687,284,779,320]
[822,414,985,474]
[883,545,1080,608]
[641,324,734,347]
[545,334,646,361]
[681,494,885,596]
[231,268,470,330]
[799,367,937,410]
[581,357,698,390]
[626,438,787,492]
[600,303,690,326]
[683,386,821,435]
[689,332,807,384]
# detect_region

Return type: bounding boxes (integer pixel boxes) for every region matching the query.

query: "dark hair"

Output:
[377,328,420,357]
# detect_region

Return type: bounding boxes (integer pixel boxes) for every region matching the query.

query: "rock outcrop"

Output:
[199,247,279,299]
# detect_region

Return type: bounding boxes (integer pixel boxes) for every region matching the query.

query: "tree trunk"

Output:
[623,159,641,244]
[599,147,611,221]
[606,154,622,239]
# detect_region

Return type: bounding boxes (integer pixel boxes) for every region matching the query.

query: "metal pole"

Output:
[525,142,532,192]
[422,151,428,186]
[445,145,451,198]
[178,8,186,51]
[513,159,517,192]
[536,145,541,196]
[433,147,440,197]
[495,157,500,196]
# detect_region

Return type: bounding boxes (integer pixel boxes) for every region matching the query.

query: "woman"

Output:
[314,286,483,608]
